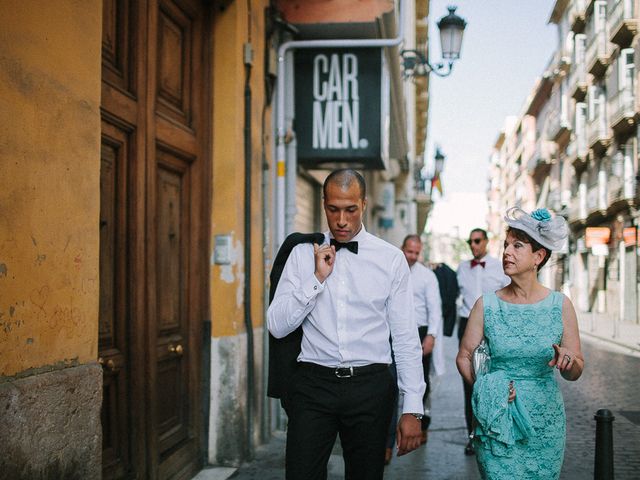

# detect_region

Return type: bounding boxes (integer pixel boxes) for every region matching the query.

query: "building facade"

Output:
[0,0,431,478]
[488,0,640,331]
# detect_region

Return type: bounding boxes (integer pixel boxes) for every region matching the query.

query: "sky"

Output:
[425,0,557,237]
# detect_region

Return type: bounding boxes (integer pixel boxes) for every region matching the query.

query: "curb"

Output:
[581,330,640,354]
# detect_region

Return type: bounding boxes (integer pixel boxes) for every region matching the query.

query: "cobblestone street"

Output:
[207,333,640,480]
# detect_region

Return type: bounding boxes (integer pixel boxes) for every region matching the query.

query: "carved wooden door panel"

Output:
[100,0,208,478]
[100,0,141,477]
[148,1,205,478]
[100,122,135,480]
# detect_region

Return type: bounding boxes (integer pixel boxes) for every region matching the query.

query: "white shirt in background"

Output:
[456,255,510,318]
[409,262,445,376]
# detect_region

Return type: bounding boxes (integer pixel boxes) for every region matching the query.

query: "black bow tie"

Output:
[330,238,358,254]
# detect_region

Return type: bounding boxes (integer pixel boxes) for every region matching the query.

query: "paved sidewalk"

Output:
[195,331,640,480]
[196,335,480,480]
[577,311,640,355]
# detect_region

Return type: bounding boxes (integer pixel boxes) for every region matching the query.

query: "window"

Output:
[588,85,605,122]
[619,48,635,92]
[595,1,607,32]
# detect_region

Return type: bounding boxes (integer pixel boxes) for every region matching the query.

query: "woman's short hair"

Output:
[506,227,553,270]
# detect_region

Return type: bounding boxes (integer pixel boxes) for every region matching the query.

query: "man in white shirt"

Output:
[268,169,425,479]
[456,228,509,455]
[401,235,444,444]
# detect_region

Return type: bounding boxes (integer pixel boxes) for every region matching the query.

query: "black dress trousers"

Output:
[417,326,432,431]
[285,363,396,480]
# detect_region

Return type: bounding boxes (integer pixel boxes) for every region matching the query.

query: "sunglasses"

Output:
[467,238,484,245]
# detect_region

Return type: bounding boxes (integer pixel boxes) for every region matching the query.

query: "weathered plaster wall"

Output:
[210,1,268,339]
[0,0,102,378]
[277,0,394,24]
[208,0,271,463]
[207,330,265,465]
[0,364,102,479]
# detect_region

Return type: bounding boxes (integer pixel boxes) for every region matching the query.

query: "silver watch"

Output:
[408,413,424,421]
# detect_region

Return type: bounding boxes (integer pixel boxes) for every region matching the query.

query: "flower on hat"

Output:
[531,208,551,222]
[504,206,568,251]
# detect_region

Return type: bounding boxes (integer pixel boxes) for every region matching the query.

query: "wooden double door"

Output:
[99,0,210,478]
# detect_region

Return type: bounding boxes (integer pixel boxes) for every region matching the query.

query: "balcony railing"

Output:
[527,139,554,173]
[607,174,622,204]
[587,112,611,151]
[609,0,638,46]
[570,58,587,99]
[568,184,587,222]
[548,109,572,142]
[586,29,610,76]
[609,85,635,133]
[607,169,636,205]
[548,190,562,212]
[608,147,637,206]
[586,174,608,214]
[575,123,588,158]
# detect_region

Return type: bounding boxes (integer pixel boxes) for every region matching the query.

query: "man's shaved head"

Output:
[323,169,366,200]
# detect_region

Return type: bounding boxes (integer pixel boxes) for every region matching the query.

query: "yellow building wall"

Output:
[0,1,101,377]
[211,1,270,338]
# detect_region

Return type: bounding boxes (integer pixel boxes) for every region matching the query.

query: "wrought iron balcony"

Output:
[609,84,636,134]
[606,172,636,211]
[586,29,610,77]
[586,175,608,216]
[587,113,611,154]
[609,0,638,47]
[567,136,589,169]
[568,184,588,224]
[548,109,572,144]
[527,139,554,177]
[607,148,637,211]
[569,50,588,100]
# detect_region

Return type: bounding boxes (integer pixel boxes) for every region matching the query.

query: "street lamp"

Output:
[429,147,446,196]
[401,6,467,78]
[434,147,445,175]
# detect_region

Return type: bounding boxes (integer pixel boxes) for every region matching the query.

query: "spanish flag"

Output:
[431,174,443,196]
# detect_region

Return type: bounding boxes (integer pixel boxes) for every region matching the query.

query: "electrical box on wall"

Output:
[214,234,232,265]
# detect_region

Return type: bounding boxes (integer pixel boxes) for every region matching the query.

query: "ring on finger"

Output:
[564,354,571,362]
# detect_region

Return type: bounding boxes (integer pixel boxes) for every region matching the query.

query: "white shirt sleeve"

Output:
[425,269,443,338]
[267,245,325,339]
[387,256,426,414]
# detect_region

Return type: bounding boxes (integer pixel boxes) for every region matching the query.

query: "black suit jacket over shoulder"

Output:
[267,232,325,400]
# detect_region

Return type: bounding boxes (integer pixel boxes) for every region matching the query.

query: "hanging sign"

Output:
[585,227,610,248]
[294,48,386,169]
[623,227,637,247]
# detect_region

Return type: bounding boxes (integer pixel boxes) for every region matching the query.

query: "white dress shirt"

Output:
[267,226,426,414]
[409,262,445,376]
[456,255,510,318]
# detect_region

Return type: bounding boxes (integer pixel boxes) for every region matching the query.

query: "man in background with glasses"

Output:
[456,228,509,455]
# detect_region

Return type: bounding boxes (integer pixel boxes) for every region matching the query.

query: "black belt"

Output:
[299,362,388,379]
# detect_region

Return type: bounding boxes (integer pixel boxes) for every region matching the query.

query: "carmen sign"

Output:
[294,48,386,169]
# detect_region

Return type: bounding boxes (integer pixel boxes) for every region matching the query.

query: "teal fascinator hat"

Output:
[504,207,568,251]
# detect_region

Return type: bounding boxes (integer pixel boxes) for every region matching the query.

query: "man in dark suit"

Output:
[432,262,459,337]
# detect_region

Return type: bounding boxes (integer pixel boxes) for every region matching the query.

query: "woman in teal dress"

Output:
[457,207,584,479]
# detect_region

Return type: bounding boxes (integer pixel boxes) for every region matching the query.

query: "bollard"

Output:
[594,409,615,480]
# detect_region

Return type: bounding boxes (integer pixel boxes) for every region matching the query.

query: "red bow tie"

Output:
[471,259,486,268]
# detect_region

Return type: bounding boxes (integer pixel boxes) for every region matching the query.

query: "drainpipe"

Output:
[243,42,255,459]
[275,0,407,246]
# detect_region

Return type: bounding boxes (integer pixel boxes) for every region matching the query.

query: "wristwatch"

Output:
[408,413,424,421]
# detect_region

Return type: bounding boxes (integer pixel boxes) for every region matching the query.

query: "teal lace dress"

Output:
[472,292,565,479]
